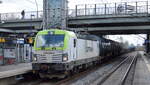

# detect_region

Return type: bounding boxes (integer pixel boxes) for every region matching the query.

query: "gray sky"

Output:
[0,0,149,13]
[0,0,43,13]
[108,34,146,46]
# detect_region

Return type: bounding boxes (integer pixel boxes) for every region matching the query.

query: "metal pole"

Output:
[105,4,107,15]
[2,41,4,65]
[15,35,19,64]
[18,44,20,63]
[0,1,2,22]
[16,41,18,64]
[147,34,150,53]
[136,2,137,14]
[0,14,1,23]
[30,44,32,62]
[75,5,77,17]
[85,4,87,16]
[146,1,148,14]
[35,0,39,18]
[22,44,24,63]
[125,2,127,14]
[115,3,117,14]
[95,4,97,15]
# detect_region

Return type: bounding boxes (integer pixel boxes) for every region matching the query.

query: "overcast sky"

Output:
[0,0,149,13]
[0,0,43,13]
[108,34,146,46]
[0,0,147,46]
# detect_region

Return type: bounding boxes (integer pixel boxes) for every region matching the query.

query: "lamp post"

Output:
[0,0,2,21]
[35,0,39,18]
[0,1,3,65]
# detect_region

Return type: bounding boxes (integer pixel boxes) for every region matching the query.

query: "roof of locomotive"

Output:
[36,29,120,43]
[36,29,100,41]
[36,29,76,38]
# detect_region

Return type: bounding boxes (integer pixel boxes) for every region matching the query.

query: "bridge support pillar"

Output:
[43,0,67,29]
[146,34,150,53]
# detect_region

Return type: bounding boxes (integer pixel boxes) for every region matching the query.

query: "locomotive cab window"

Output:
[36,34,64,48]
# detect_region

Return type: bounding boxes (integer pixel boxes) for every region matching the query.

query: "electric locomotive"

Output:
[32,29,100,78]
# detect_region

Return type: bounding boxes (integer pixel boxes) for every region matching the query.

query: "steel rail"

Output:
[29,60,102,85]
[30,54,134,85]
[119,54,137,85]
[54,56,123,85]
[98,55,132,85]
[54,64,101,85]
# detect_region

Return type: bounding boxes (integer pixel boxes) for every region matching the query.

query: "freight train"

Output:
[32,29,123,78]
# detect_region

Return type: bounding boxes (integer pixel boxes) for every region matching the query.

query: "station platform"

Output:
[133,51,150,85]
[0,63,32,79]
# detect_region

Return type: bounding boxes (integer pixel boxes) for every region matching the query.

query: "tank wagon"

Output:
[32,29,123,78]
[99,37,122,60]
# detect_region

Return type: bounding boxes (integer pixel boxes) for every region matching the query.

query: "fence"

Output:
[68,1,149,17]
[0,1,149,20]
[0,11,43,20]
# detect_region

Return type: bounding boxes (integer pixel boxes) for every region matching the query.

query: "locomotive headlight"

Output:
[62,53,68,61]
[34,57,37,61]
[33,54,37,61]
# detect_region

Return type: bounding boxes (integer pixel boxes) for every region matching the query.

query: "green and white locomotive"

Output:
[32,29,100,78]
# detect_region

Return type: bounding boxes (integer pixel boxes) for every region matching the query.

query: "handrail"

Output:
[0,1,149,21]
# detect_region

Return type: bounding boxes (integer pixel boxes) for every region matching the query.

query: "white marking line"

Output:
[142,55,150,73]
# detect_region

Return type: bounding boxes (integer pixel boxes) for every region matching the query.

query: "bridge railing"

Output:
[0,11,43,21]
[68,1,149,17]
[0,1,149,20]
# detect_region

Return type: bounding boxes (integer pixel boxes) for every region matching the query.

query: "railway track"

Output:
[33,61,107,85]
[53,54,131,85]
[93,52,138,85]
[13,56,124,85]
[12,52,136,85]
[12,61,102,85]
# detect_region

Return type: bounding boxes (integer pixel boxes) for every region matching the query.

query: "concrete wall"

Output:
[43,0,67,29]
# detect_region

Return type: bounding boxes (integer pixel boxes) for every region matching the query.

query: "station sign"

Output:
[17,39,24,44]
[4,48,15,58]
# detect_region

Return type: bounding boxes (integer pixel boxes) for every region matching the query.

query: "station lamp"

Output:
[2,38,5,42]
[28,37,34,44]
[0,38,2,42]
[25,37,34,44]
[0,37,6,43]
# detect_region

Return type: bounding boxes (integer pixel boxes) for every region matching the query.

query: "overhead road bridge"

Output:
[68,14,150,35]
[1,1,150,53]
[1,14,150,34]
[0,1,150,34]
